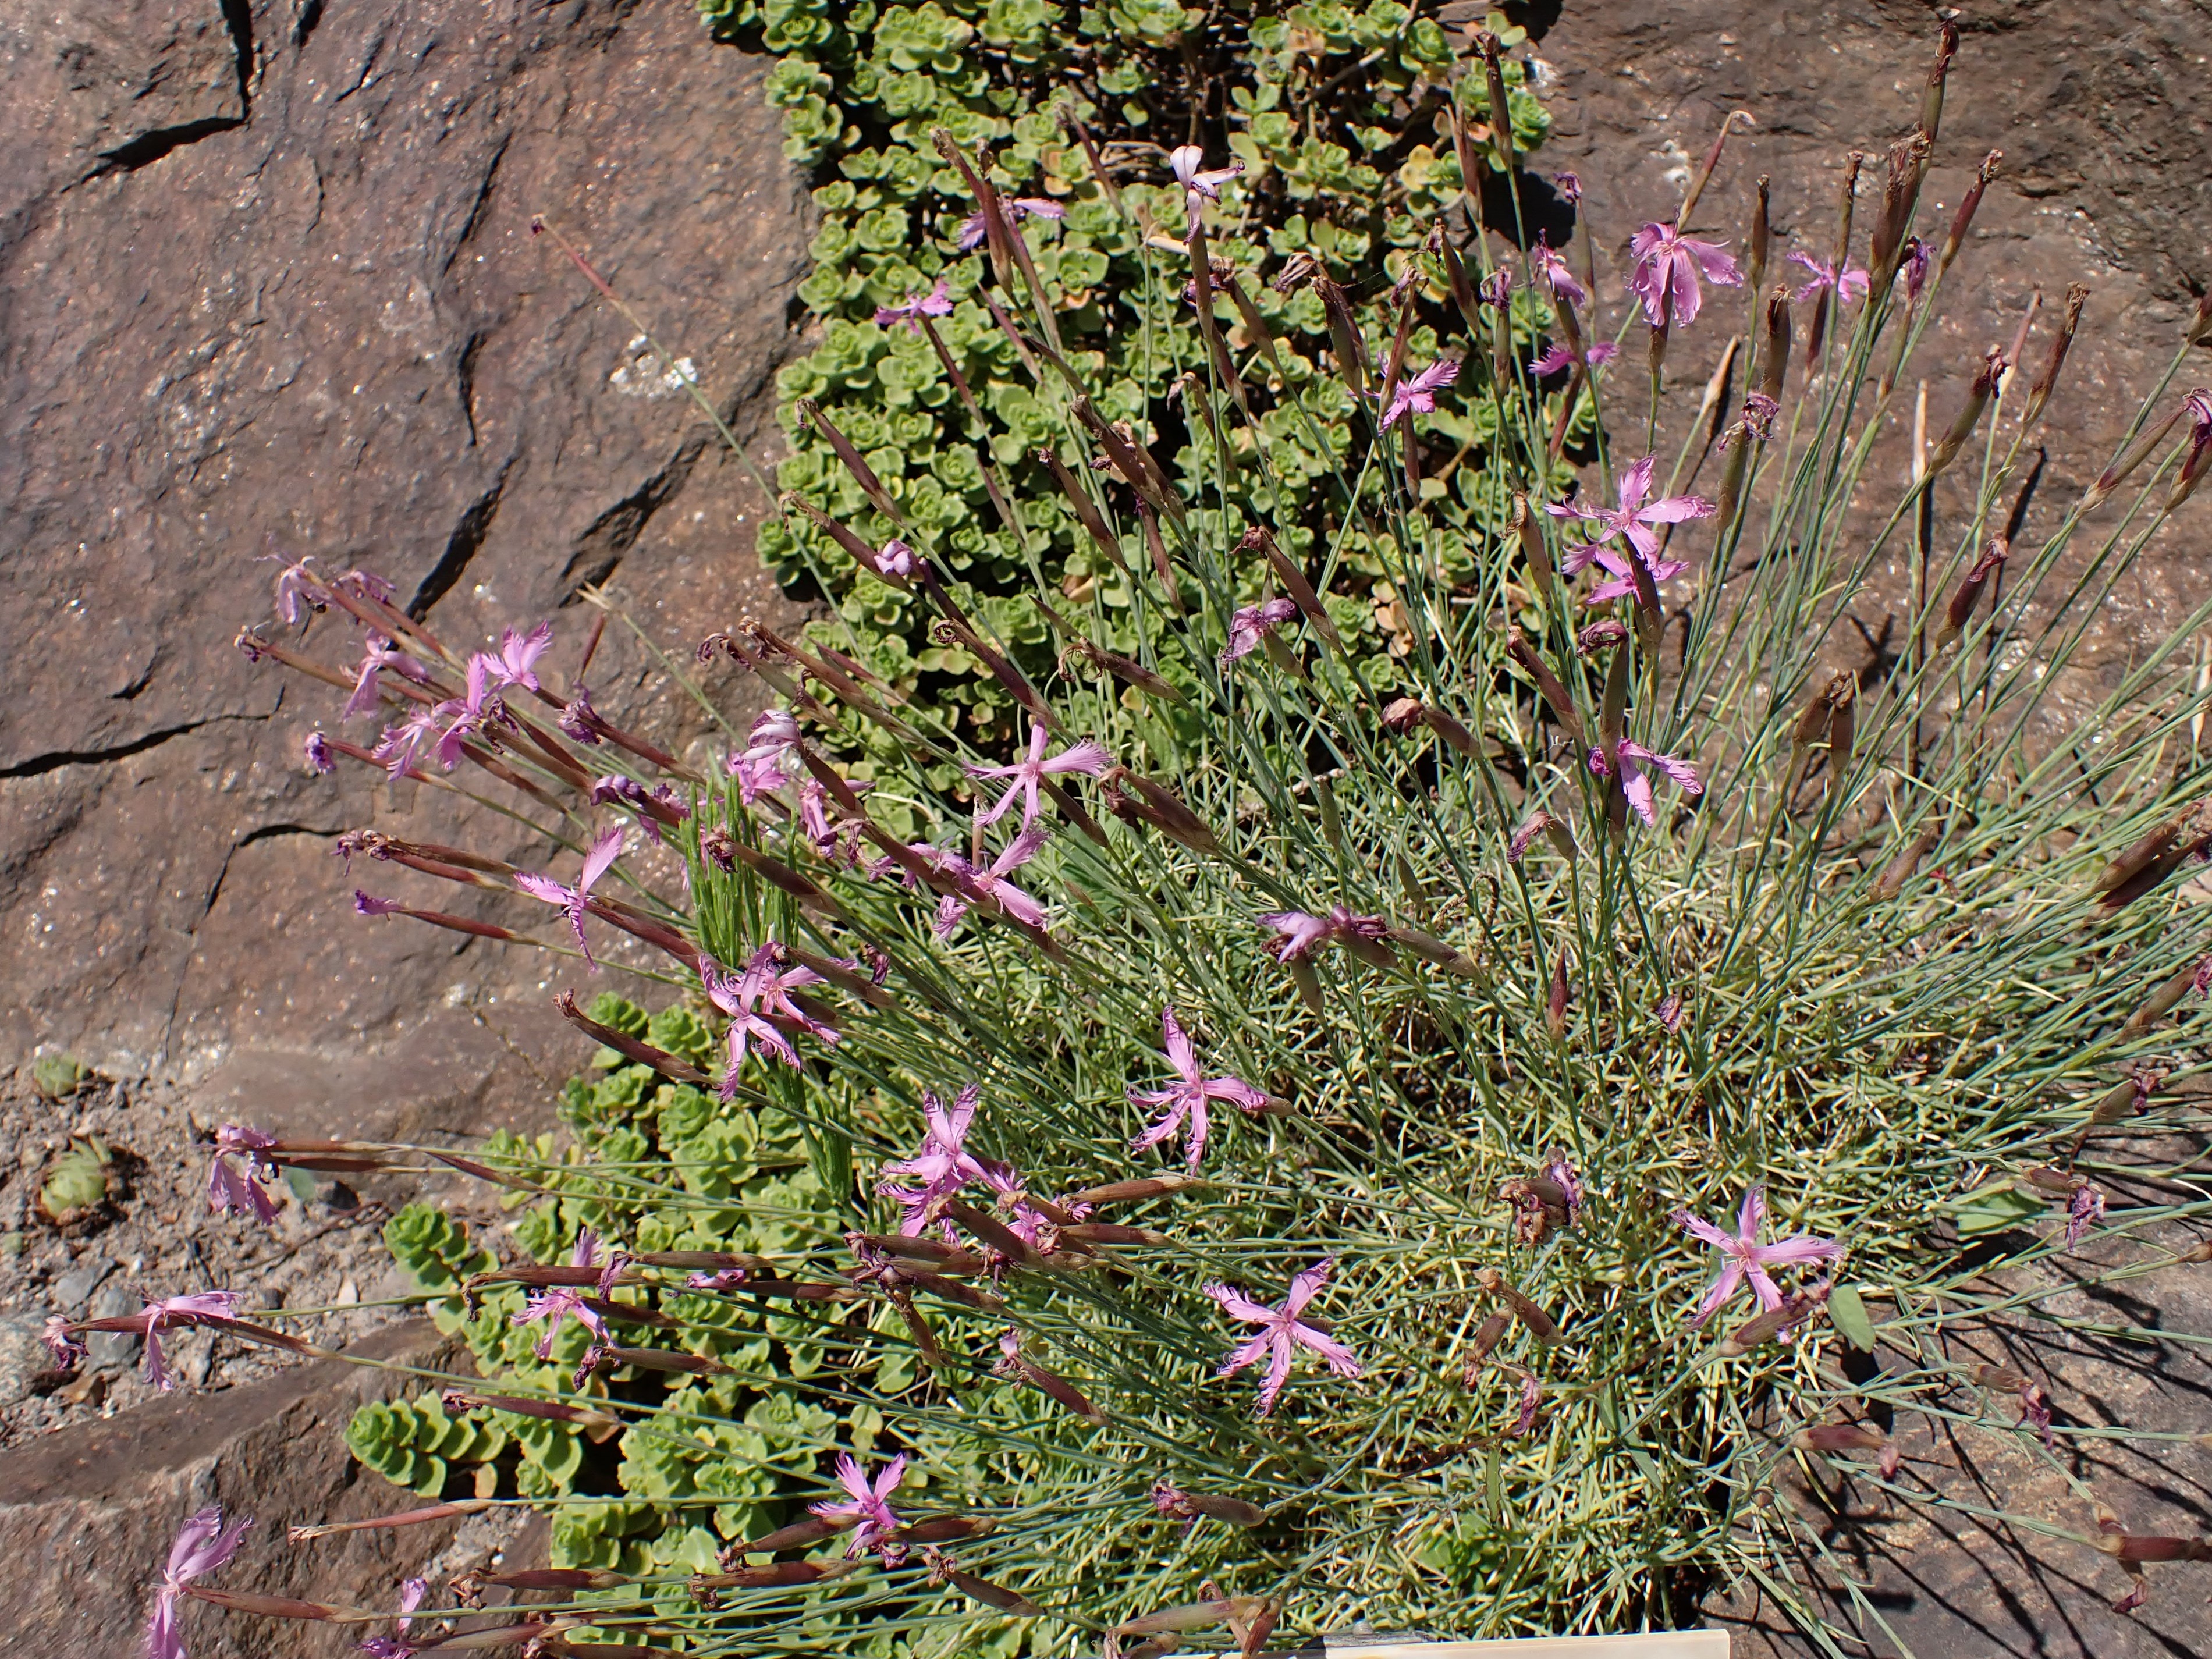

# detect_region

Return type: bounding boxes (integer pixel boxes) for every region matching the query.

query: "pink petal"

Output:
[1753,1234,1843,1266]
[1206,1284,1281,1326]
[1674,1210,1737,1251]
[989,879,1046,929]
[1254,1333,1297,1415]
[1284,1258,1334,1317]
[578,826,627,894]
[1039,738,1112,777]
[1666,255,1704,328]
[1216,1329,1274,1378]
[1558,539,1610,576]
[1295,1322,1362,1378]
[1201,1075,1272,1113]
[1689,1262,1746,1327]
[873,1453,909,1500]
[1744,1264,1787,1313]
[1737,1186,1769,1242]
[1636,492,1717,525]
[1620,756,1659,826]
[1684,236,1742,284]
[1615,456,1657,516]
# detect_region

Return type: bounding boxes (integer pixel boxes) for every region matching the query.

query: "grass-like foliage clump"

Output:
[97,16,2212,1659]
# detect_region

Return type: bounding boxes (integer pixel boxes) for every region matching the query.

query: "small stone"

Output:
[84,1282,141,1372]
[0,1231,24,1259]
[0,1318,48,1406]
[53,1255,116,1312]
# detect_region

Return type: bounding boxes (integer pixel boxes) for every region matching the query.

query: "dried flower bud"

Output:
[1720,1281,1830,1355]
[1461,1312,1511,1386]
[1475,1266,1562,1344]
[1874,823,1941,898]
[1925,348,2008,478]
[2022,283,2090,428]
[1316,276,1370,400]
[1577,618,1629,658]
[1937,150,2003,279]
[1920,19,1959,144]
[1100,767,1220,855]
[1930,535,2008,653]
[1504,628,1586,743]
[1870,134,1931,280]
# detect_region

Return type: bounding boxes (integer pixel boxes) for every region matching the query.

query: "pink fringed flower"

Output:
[1207,1259,1362,1417]
[935,825,1049,937]
[1587,739,1705,827]
[1254,905,1390,964]
[510,1230,615,1377]
[1530,339,1620,377]
[729,708,803,805]
[1528,235,1588,308]
[874,278,954,333]
[1382,360,1459,429]
[1673,1186,1843,1327]
[481,621,554,692]
[1127,1004,1272,1171]
[1788,251,1870,307]
[701,943,836,1096]
[1170,145,1244,225]
[1545,456,1714,579]
[963,722,1110,830]
[513,826,626,970]
[1222,597,1299,666]
[957,198,1063,253]
[146,1504,253,1659]
[358,1578,429,1659]
[207,1124,281,1227]
[1628,222,1742,327]
[370,705,441,777]
[878,1083,989,1237]
[810,1452,908,1562]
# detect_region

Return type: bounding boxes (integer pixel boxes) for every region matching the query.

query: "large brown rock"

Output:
[0,1321,480,1658]
[0,0,811,1128]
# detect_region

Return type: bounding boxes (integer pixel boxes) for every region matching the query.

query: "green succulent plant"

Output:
[37,1136,117,1227]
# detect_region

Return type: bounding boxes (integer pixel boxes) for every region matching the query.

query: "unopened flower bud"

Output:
[1760,287,1792,403]
[1504,628,1586,743]
[2086,403,2186,510]
[1545,946,1571,1040]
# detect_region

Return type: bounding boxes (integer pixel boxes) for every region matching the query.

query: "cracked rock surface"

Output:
[0,0,811,1107]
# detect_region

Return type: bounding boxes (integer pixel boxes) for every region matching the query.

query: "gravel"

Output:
[0,1067,411,1448]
